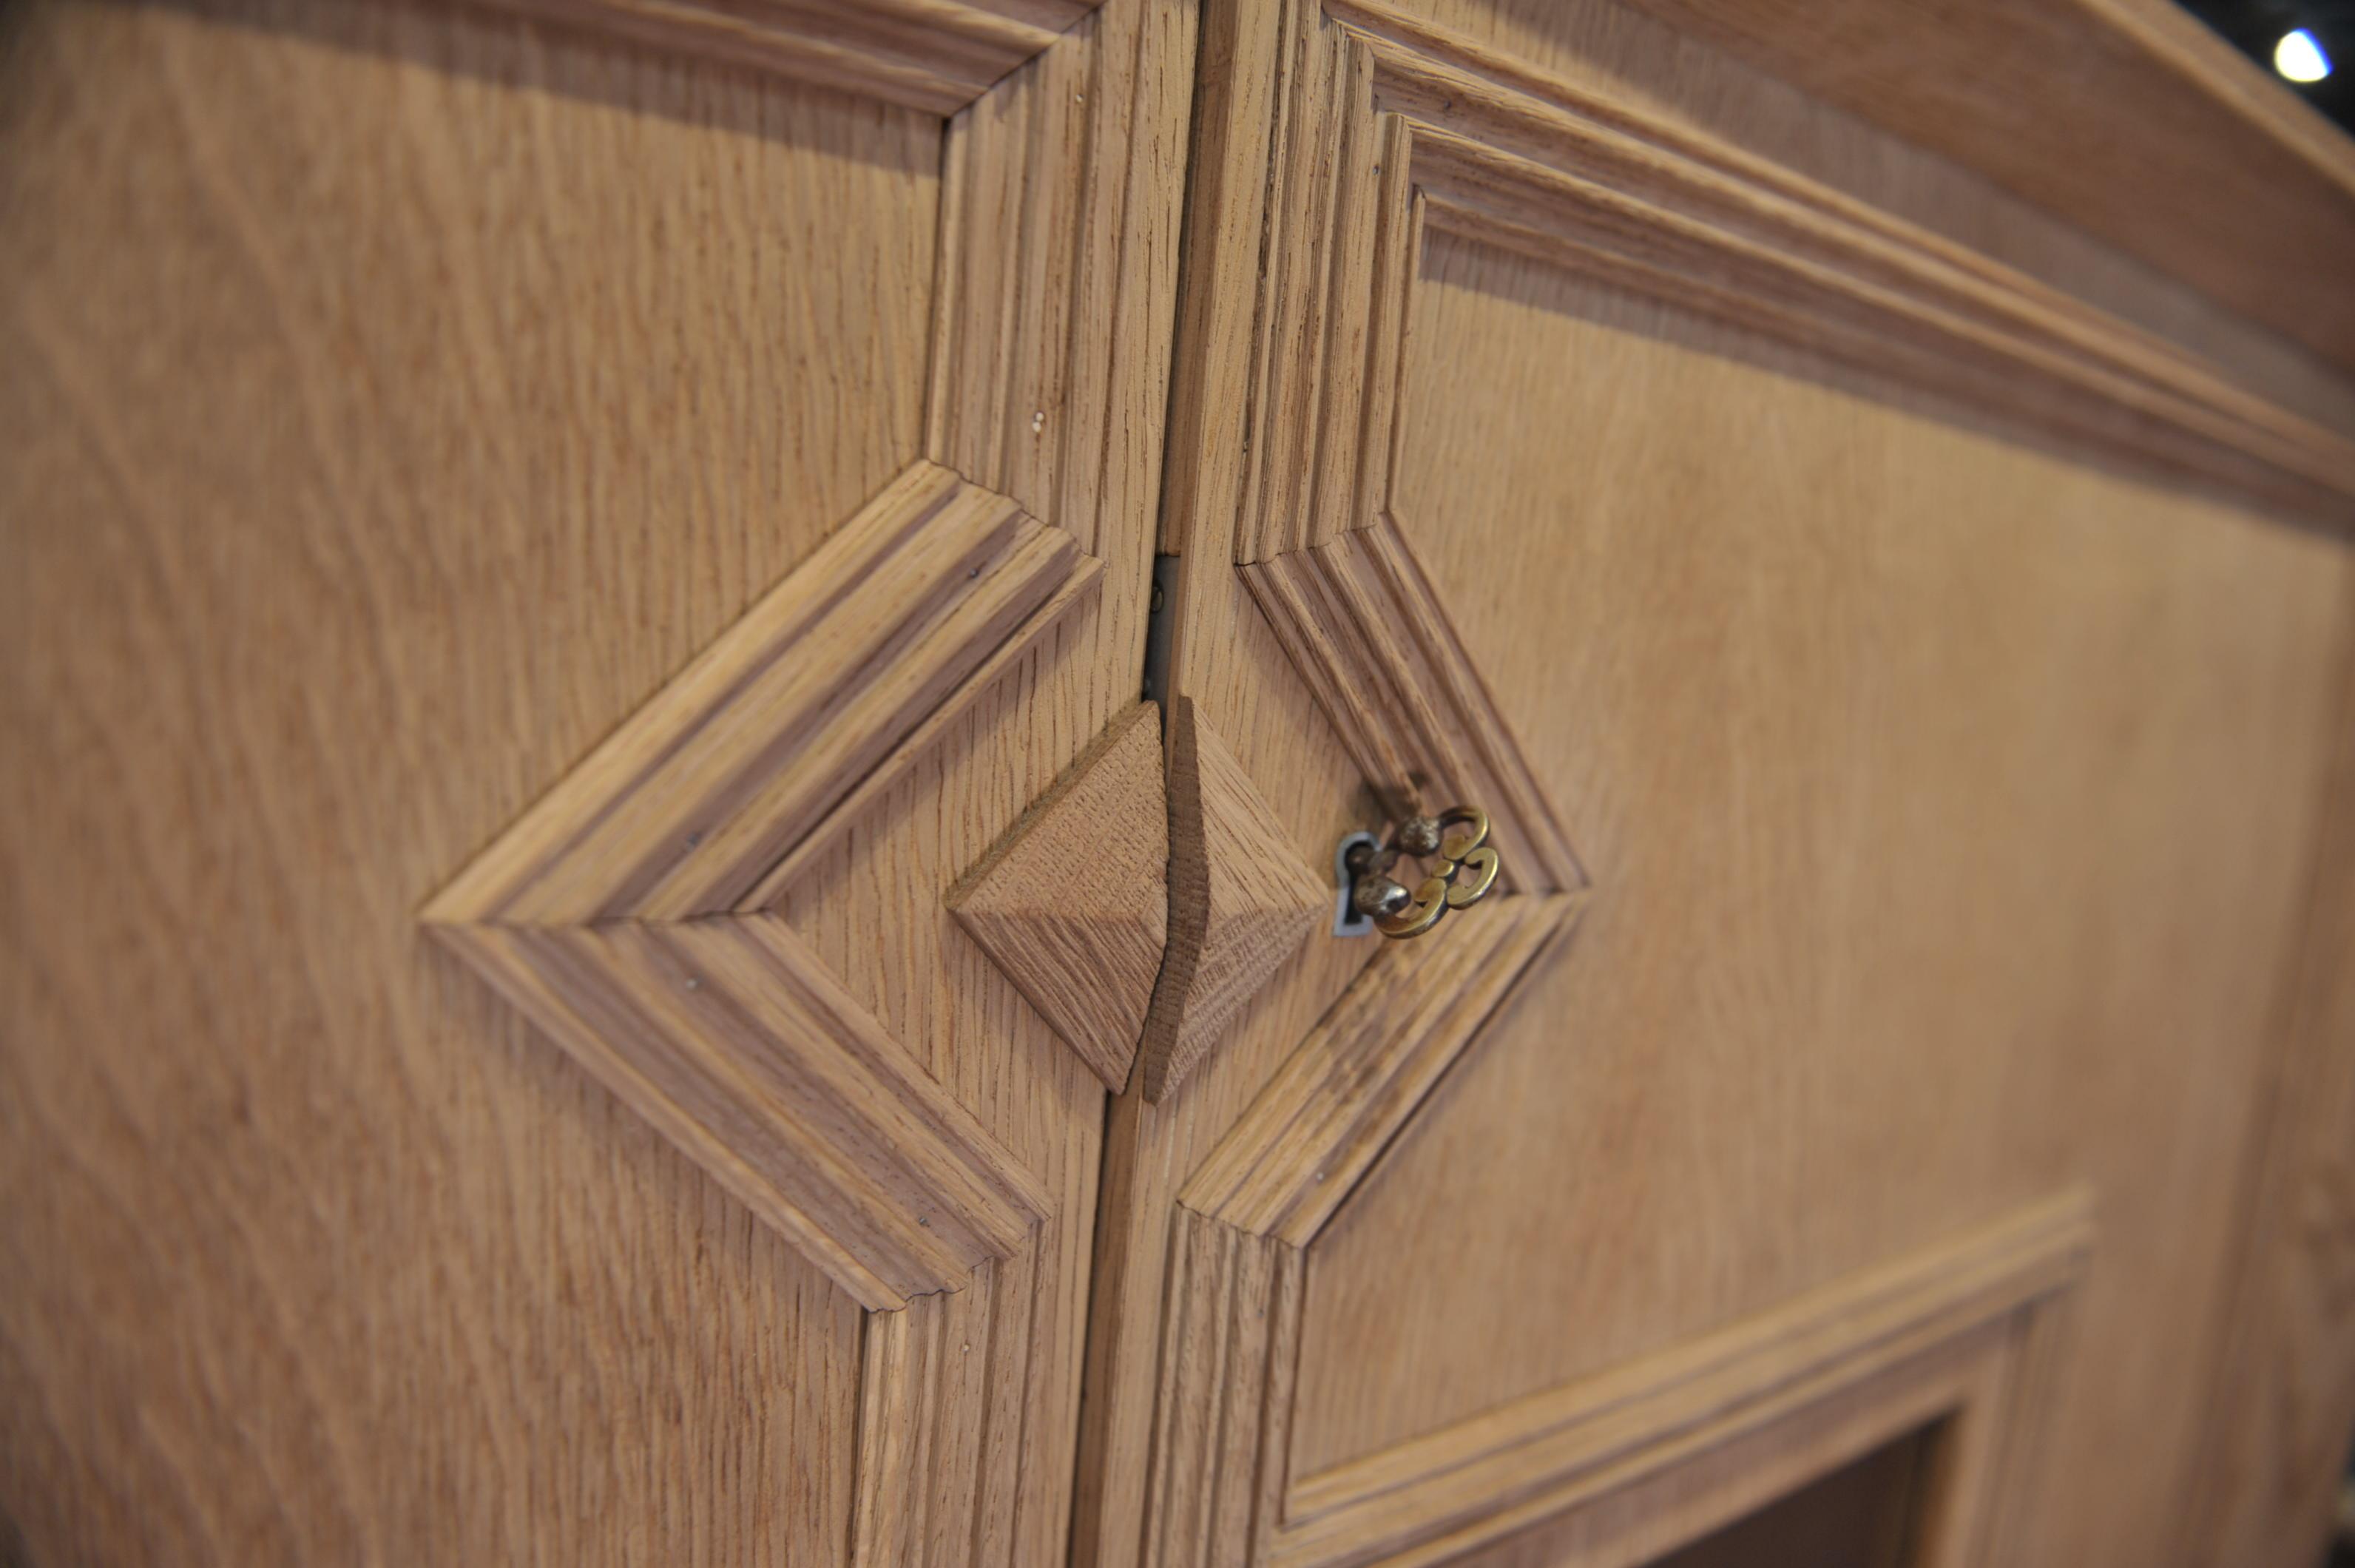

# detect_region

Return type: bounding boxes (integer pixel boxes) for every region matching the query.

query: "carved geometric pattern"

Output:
[1321,0,2355,523]
[428,460,1098,926]
[463,0,1104,115]
[425,457,1097,1311]
[1180,890,1586,1245]
[1136,697,1334,1104]
[437,916,1048,1311]
[1242,517,1584,895]
[948,700,1169,1092]
[1111,0,2156,1560]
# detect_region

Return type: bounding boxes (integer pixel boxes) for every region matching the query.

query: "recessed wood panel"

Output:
[1284,226,2352,1568]
[0,0,937,1559]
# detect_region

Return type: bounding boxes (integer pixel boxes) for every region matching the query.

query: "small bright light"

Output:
[2275,27,2331,83]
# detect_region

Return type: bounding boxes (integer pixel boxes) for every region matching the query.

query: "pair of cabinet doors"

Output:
[6,0,2355,1564]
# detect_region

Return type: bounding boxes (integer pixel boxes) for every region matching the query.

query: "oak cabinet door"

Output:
[1074,3,2355,1566]
[0,0,1189,1560]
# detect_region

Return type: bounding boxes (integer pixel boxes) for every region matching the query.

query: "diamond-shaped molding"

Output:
[947,700,1168,1092]
[1241,516,1584,899]
[1135,697,1333,1103]
[424,458,1098,1311]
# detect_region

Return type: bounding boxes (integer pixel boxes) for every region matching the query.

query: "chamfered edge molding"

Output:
[948,699,1169,1092]
[1267,1191,2095,1567]
[1144,1171,2092,1566]
[424,459,1100,928]
[1195,0,2355,580]
[1241,515,1586,896]
[1349,0,2355,521]
[455,0,1102,115]
[423,458,1099,1311]
[1179,889,1586,1246]
[433,915,1048,1311]
[1610,0,2355,377]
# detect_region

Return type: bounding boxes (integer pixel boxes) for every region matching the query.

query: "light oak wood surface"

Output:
[1616,0,2355,376]
[9,0,2355,1561]
[1135,698,1335,1102]
[0,0,1194,1558]
[0,0,936,1557]
[950,699,1169,1091]
[464,0,1102,113]
[1082,3,2355,1567]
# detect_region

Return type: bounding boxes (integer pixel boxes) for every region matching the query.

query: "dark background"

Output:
[2180,0,2355,131]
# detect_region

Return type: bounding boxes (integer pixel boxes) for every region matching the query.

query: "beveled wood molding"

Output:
[1189,0,2355,571]
[1240,516,1584,895]
[949,700,1168,1092]
[1137,697,1333,1104]
[433,916,1047,1311]
[425,458,1099,928]
[1615,0,2355,376]
[408,0,1192,1554]
[851,1249,1070,1564]
[425,454,1093,1308]
[1180,890,1584,1246]
[1275,1193,2092,1567]
[460,0,1101,115]
[1145,1183,2092,1566]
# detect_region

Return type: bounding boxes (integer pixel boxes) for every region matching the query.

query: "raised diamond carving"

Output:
[948,700,1169,1092]
[424,457,1096,1310]
[1242,514,1583,896]
[1135,697,1333,1103]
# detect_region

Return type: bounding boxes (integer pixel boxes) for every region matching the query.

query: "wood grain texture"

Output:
[2178,603,2355,1567]
[1612,0,2355,376]
[0,0,1200,1558]
[1109,4,2355,1568]
[797,0,1203,1555]
[1212,0,2355,546]
[1139,1190,2088,1568]
[430,916,1048,1309]
[1268,1194,2089,1568]
[1430,1336,2002,1568]
[462,0,1101,114]
[1181,891,1584,1246]
[425,458,1099,927]
[1241,517,1584,893]
[1293,175,2350,1568]
[1137,697,1334,1103]
[949,700,1169,1090]
[0,0,939,1558]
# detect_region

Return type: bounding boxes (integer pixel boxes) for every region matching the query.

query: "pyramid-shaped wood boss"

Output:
[1134,697,1333,1102]
[423,460,1097,1311]
[947,700,1169,1092]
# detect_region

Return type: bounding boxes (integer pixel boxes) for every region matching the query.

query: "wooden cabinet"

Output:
[4,0,2353,1563]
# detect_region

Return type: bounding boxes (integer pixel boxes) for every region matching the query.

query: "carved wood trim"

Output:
[424,0,1197,1553]
[949,700,1169,1092]
[1195,0,2355,574]
[433,916,1047,1311]
[1610,0,2355,376]
[457,0,1101,115]
[1180,891,1584,1246]
[422,456,1089,1311]
[1240,517,1584,895]
[424,459,1099,928]
[1143,1184,2092,1567]
[852,1248,1061,1563]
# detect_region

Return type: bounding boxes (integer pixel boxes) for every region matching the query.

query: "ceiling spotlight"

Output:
[2275,27,2332,83]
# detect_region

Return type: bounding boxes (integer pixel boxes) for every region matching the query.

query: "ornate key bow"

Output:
[1342,805,1500,939]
